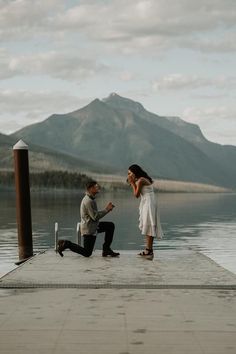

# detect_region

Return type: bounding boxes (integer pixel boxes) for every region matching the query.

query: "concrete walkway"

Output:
[0,249,236,354]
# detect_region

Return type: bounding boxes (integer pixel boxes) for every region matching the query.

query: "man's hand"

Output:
[105,202,115,212]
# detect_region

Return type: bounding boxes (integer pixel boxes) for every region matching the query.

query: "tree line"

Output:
[0,170,91,189]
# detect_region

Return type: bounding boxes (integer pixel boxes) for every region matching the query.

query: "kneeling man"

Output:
[57,180,120,258]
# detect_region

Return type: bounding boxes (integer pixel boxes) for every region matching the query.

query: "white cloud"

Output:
[1,0,236,53]
[182,105,236,123]
[182,32,236,53]
[0,49,12,79]
[0,50,108,81]
[182,105,236,145]
[0,89,89,133]
[51,0,236,53]
[119,71,136,82]
[0,0,63,39]
[152,74,236,91]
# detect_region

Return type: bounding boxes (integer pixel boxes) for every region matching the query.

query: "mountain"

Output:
[0,133,16,169]
[10,93,236,188]
[103,94,236,186]
[0,133,116,174]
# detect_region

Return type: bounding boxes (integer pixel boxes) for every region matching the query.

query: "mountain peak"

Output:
[109,92,119,98]
[90,98,101,105]
[103,93,145,114]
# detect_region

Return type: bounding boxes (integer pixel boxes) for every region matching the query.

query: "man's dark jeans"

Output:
[64,221,115,257]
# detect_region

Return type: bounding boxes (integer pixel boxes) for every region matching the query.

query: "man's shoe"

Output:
[102,249,120,257]
[57,240,66,257]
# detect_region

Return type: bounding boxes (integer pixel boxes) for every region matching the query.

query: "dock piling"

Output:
[13,139,33,262]
[55,222,59,252]
[76,222,81,245]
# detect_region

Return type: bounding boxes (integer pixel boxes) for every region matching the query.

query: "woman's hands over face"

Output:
[127,170,136,184]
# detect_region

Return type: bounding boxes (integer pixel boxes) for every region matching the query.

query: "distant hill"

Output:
[0,133,117,174]
[9,93,236,188]
[0,133,16,170]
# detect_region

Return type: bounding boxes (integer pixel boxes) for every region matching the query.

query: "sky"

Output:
[0,0,236,145]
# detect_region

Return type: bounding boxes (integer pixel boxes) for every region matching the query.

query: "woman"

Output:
[127,164,163,257]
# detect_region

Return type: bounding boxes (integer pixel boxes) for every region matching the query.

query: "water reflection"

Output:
[0,190,236,276]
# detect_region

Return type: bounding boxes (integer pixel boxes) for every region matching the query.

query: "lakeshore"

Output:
[87,173,231,193]
[0,249,236,354]
[0,170,232,193]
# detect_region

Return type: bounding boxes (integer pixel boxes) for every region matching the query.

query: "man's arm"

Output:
[86,199,110,222]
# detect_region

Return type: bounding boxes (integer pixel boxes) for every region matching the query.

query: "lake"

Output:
[1,189,236,277]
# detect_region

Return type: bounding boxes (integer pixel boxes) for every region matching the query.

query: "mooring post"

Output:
[77,222,81,245]
[13,140,33,263]
[55,222,59,252]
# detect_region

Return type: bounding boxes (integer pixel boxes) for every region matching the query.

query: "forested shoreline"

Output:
[0,171,91,189]
[0,170,231,193]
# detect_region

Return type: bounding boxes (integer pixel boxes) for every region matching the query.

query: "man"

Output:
[57,180,120,257]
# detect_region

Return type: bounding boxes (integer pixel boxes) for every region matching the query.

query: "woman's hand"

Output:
[127,174,135,184]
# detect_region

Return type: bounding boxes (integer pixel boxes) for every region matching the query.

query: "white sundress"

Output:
[139,184,163,240]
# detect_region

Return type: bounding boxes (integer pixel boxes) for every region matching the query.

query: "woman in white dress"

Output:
[127,164,163,257]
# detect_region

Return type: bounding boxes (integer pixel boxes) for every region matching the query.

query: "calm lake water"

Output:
[1,189,236,277]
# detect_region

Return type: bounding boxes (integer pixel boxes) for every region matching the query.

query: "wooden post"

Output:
[77,222,81,245]
[55,222,59,252]
[13,140,33,262]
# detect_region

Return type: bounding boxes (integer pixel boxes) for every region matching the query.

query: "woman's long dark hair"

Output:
[128,164,153,184]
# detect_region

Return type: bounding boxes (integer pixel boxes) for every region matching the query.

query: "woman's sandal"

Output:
[138,248,154,258]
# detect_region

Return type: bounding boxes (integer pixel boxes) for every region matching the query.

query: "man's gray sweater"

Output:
[80,194,108,235]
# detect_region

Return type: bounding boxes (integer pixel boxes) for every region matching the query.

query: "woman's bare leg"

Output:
[138,235,154,256]
[146,235,153,250]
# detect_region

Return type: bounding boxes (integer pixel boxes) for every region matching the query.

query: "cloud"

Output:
[182,105,236,145]
[182,105,236,124]
[52,0,236,54]
[0,89,89,133]
[0,49,12,79]
[1,0,236,53]
[0,0,63,39]
[54,1,236,36]
[152,74,236,91]
[181,32,236,53]
[0,50,108,81]
[119,71,136,82]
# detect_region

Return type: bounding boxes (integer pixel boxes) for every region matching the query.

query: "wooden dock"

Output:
[0,249,236,354]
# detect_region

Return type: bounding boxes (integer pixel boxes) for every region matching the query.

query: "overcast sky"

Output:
[0,0,236,145]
